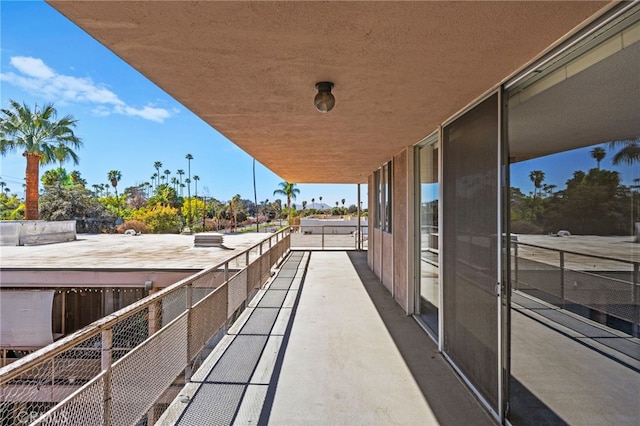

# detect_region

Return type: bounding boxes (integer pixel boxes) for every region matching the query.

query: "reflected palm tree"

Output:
[609,137,640,166]
[590,147,606,169]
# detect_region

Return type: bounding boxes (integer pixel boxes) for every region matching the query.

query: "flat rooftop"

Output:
[0,232,273,269]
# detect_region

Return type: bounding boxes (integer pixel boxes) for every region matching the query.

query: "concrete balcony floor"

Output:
[159,251,494,425]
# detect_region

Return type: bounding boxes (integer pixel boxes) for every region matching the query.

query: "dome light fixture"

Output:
[314,81,335,113]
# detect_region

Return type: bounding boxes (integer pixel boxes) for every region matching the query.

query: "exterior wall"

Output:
[0,220,77,246]
[392,149,408,311]
[367,149,410,312]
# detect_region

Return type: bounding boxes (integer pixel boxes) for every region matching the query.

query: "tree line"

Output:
[512,144,639,236]
[0,101,363,232]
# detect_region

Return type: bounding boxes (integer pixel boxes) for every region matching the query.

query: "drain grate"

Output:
[257,290,288,308]
[240,308,280,335]
[205,335,268,383]
[177,383,244,425]
[269,276,295,290]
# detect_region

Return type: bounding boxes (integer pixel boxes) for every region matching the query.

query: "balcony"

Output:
[0,229,491,425]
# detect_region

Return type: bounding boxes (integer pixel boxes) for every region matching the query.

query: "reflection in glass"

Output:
[508,10,639,424]
[417,142,439,334]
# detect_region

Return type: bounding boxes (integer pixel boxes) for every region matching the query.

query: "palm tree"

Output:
[171,177,179,191]
[108,170,122,217]
[311,197,315,209]
[0,181,6,193]
[164,169,171,183]
[341,198,346,207]
[529,170,545,198]
[302,200,307,211]
[319,196,323,209]
[609,137,640,166]
[193,175,200,197]
[176,169,185,196]
[185,153,193,225]
[273,181,300,223]
[53,142,80,170]
[92,184,101,197]
[0,100,82,219]
[153,161,162,187]
[151,173,158,188]
[590,146,606,169]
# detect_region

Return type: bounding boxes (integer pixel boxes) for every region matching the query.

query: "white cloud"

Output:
[1,56,172,123]
[10,57,55,79]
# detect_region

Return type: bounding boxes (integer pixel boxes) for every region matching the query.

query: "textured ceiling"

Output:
[47,1,609,183]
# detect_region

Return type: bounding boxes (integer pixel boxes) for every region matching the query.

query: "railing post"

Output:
[322,226,325,250]
[224,261,229,283]
[633,262,639,337]
[559,251,565,309]
[514,242,519,290]
[246,250,250,267]
[185,284,193,383]
[101,329,113,426]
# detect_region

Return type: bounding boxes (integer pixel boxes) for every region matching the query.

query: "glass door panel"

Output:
[442,92,501,414]
[416,139,440,335]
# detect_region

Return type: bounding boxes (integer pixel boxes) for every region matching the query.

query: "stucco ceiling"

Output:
[47,1,609,183]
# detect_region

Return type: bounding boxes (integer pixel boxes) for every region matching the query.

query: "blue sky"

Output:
[0,1,365,208]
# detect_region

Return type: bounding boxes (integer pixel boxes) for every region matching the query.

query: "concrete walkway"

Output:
[159,250,494,425]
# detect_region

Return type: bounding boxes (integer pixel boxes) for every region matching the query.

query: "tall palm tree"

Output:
[151,173,158,188]
[529,170,545,198]
[273,181,300,223]
[164,169,171,183]
[590,146,606,169]
[311,197,315,209]
[319,196,323,208]
[108,170,122,217]
[177,169,185,196]
[91,184,101,197]
[341,198,346,207]
[0,100,82,219]
[609,137,640,166]
[302,200,307,211]
[0,181,6,193]
[193,175,200,197]
[185,153,193,225]
[171,177,179,191]
[153,161,162,187]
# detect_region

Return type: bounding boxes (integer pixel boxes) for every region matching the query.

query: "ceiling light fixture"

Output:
[314,81,335,113]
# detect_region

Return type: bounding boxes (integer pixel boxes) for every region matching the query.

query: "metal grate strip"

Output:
[239,308,280,335]
[205,335,268,383]
[256,290,288,308]
[177,383,244,426]
[269,276,295,290]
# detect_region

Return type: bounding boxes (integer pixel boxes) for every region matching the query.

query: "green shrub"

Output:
[132,205,181,233]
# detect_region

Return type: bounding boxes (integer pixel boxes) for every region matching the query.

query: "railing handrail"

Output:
[0,227,291,385]
[514,240,638,266]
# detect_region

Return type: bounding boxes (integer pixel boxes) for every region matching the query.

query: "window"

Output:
[374,161,393,232]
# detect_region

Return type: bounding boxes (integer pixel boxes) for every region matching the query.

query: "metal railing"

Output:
[290,224,368,250]
[0,228,291,425]
[512,241,639,336]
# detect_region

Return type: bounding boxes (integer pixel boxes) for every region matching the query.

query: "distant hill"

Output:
[292,202,331,210]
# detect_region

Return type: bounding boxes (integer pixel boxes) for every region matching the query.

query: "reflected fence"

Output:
[512,241,639,337]
[0,229,291,425]
[290,224,368,251]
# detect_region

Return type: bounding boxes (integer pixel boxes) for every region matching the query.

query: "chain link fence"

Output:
[0,228,291,425]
